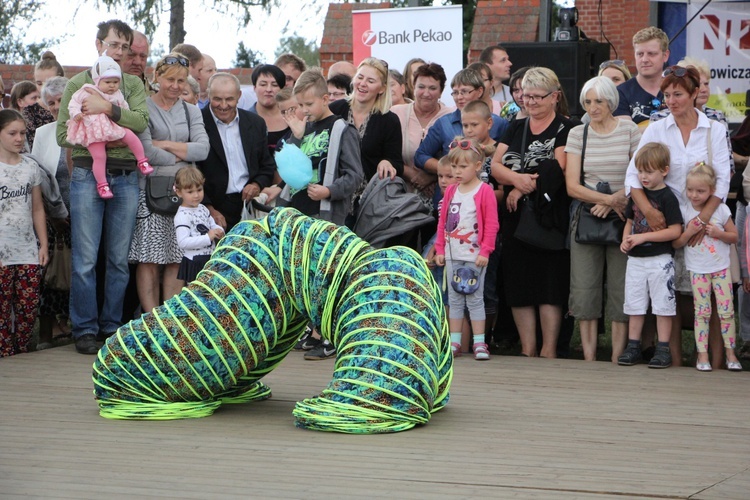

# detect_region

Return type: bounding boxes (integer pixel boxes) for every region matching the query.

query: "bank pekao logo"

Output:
[361,29,453,46]
[362,30,377,46]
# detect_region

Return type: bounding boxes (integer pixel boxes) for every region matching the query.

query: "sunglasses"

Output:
[449,139,482,157]
[662,66,688,78]
[599,59,625,70]
[156,56,189,72]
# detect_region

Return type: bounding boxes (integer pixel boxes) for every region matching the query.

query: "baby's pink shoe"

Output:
[97,182,113,199]
[137,159,154,175]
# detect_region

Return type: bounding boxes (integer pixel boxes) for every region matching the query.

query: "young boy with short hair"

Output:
[618,142,683,368]
[282,69,364,226]
[283,69,364,361]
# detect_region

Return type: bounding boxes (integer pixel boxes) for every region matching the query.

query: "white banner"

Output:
[352,6,463,106]
[687,2,750,120]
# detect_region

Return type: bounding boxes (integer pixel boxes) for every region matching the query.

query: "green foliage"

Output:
[234,41,263,68]
[275,36,319,68]
[95,0,278,48]
[0,0,60,64]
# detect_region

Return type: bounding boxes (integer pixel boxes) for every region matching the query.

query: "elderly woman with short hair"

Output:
[31,76,72,349]
[565,76,641,362]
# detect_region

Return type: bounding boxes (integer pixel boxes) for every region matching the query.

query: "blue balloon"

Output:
[276,142,313,190]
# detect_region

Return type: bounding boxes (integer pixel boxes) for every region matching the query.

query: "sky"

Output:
[25,0,331,68]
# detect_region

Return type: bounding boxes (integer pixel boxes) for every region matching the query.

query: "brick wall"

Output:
[575,0,653,70]
[468,0,541,62]
[319,2,392,76]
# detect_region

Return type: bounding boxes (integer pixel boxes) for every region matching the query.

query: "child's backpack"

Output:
[353,175,434,248]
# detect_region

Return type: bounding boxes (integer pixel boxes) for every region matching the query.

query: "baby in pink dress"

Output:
[66,55,153,199]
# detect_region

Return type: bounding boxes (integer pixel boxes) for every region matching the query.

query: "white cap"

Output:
[92,56,121,84]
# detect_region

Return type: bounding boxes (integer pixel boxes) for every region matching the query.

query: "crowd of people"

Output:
[1,19,750,374]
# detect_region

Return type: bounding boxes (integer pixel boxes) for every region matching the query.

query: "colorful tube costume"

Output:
[93,208,452,433]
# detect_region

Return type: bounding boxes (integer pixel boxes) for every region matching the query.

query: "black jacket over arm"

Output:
[197,107,276,207]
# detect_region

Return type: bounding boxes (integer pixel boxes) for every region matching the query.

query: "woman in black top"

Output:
[491,67,575,358]
[249,64,289,157]
[329,57,403,182]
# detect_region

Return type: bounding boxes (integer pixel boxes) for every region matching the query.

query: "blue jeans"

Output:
[69,167,138,338]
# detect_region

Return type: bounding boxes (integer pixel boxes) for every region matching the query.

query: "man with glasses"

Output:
[56,19,149,354]
[614,26,670,124]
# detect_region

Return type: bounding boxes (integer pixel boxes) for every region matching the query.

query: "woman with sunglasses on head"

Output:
[599,60,632,87]
[625,65,732,368]
[329,57,403,188]
[128,53,210,313]
[491,67,576,358]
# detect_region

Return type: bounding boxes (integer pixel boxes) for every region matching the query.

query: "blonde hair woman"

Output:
[128,53,210,312]
[329,57,403,182]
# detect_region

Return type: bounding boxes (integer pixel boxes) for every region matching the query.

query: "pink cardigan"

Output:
[435,182,499,258]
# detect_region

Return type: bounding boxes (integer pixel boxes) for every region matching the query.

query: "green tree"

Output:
[0,0,59,64]
[275,36,319,68]
[96,0,278,51]
[234,41,263,68]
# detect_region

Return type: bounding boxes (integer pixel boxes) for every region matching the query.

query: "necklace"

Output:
[414,103,439,126]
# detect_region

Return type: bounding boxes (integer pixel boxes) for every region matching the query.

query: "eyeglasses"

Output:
[328,91,347,98]
[511,87,523,95]
[449,139,482,157]
[450,88,478,97]
[599,59,625,70]
[99,40,130,53]
[523,91,554,103]
[662,66,688,78]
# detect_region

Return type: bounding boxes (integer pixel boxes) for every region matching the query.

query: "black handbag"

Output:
[144,100,192,217]
[512,119,567,250]
[573,124,625,245]
[145,175,180,216]
[575,205,625,245]
[515,196,567,250]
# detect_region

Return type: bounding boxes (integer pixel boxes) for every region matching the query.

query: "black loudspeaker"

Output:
[502,42,610,118]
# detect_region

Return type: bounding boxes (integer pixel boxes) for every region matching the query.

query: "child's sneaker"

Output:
[473,342,490,361]
[648,345,672,369]
[617,344,642,366]
[293,326,313,350]
[137,159,154,175]
[97,182,113,199]
[304,339,336,360]
[451,342,461,358]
